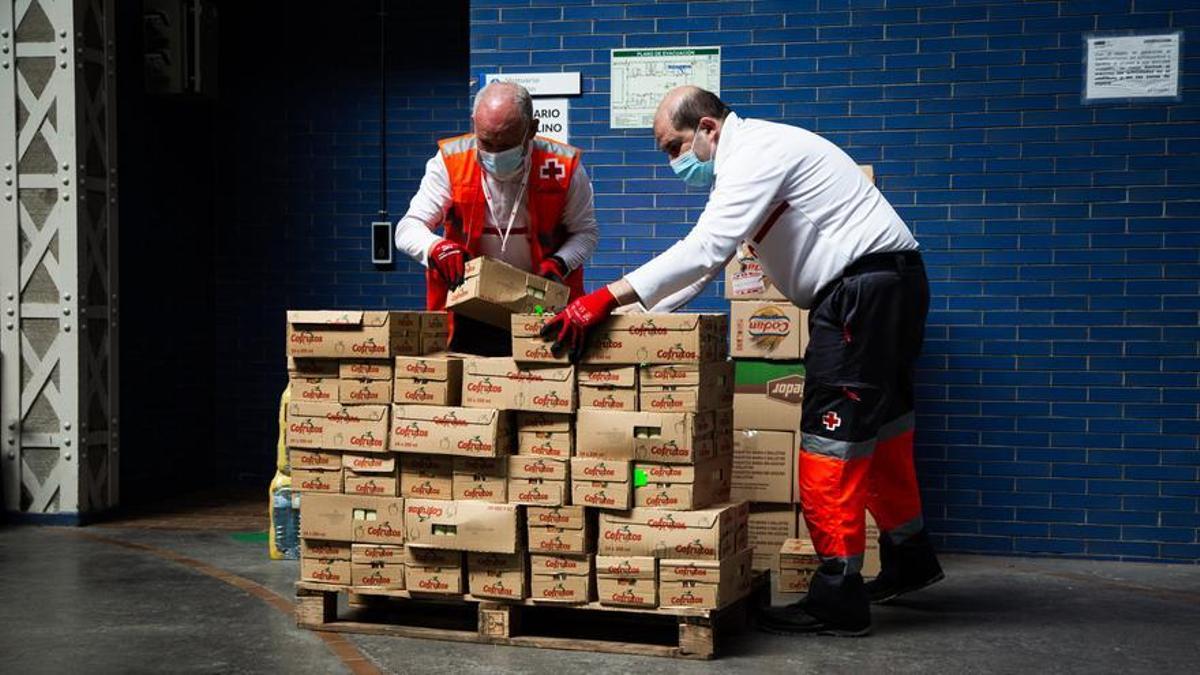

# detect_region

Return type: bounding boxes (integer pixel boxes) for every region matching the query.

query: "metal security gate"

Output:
[0,0,117,518]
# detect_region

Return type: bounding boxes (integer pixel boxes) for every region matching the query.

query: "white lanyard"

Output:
[479,159,530,254]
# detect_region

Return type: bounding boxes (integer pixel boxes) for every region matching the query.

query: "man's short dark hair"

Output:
[670,88,730,130]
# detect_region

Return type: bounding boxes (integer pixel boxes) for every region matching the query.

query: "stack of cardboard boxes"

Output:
[515,312,752,609]
[288,257,754,613]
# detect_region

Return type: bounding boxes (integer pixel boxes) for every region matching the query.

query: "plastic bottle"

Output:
[268,384,299,560]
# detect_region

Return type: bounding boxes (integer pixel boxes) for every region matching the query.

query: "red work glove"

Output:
[428,239,469,290]
[536,255,569,285]
[540,286,619,362]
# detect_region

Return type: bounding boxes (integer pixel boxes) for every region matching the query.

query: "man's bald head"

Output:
[653,86,730,161]
[473,81,537,152]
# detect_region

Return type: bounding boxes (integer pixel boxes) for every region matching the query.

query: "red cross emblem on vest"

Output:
[822,411,842,432]
[540,158,564,181]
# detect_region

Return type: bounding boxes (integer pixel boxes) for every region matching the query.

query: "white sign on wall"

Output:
[1084,32,1182,102]
[532,98,569,144]
[483,72,581,97]
[610,47,722,129]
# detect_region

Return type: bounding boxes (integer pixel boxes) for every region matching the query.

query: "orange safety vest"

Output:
[427,134,586,319]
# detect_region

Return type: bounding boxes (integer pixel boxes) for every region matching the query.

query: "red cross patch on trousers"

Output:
[822,411,842,432]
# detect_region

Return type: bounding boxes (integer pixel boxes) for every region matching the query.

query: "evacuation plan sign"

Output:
[1084,32,1182,101]
[610,47,721,129]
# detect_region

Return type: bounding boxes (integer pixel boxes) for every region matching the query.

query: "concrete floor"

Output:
[0,525,1197,674]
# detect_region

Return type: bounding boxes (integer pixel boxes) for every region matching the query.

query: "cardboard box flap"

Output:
[288,401,388,422]
[288,310,364,326]
[603,502,740,529]
[395,355,460,382]
[393,405,502,427]
[464,358,573,384]
[517,412,572,432]
[579,366,638,387]
[595,555,657,580]
[779,538,818,558]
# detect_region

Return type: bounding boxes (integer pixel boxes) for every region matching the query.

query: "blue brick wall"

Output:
[208,4,470,483]
[468,0,1200,563]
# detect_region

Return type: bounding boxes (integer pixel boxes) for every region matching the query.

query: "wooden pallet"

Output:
[296,571,769,660]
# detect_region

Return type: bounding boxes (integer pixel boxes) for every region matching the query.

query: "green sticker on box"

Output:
[634,468,648,488]
[534,304,545,315]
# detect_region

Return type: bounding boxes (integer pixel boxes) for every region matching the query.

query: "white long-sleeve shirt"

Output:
[395,147,599,272]
[627,112,918,311]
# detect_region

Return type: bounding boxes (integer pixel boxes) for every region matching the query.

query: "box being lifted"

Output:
[447,257,569,328]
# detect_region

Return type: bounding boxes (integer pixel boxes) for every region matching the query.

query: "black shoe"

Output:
[865,528,945,604]
[757,601,872,637]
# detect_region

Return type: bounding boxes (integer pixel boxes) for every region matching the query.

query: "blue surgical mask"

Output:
[478,142,527,179]
[670,127,715,188]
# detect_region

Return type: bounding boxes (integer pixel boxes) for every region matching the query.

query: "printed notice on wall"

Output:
[1084,32,1182,102]
[610,47,721,129]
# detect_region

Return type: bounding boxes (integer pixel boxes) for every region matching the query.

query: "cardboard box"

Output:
[344,471,399,498]
[595,555,657,580]
[299,493,358,541]
[509,455,568,481]
[731,429,795,504]
[404,550,465,595]
[507,478,569,507]
[301,558,352,586]
[730,302,807,361]
[352,562,405,590]
[290,449,342,471]
[400,454,454,500]
[301,540,352,560]
[447,257,570,328]
[716,407,735,457]
[778,538,820,594]
[343,453,395,474]
[339,378,393,406]
[659,548,753,610]
[528,524,592,555]
[289,357,339,379]
[732,360,805,432]
[528,553,592,577]
[723,243,788,301]
[638,361,734,412]
[575,409,715,464]
[516,411,573,458]
[286,402,390,453]
[340,360,393,381]
[390,405,512,458]
[351,543,404,565]
[748,505,799,572]
[462,358,576,414]
[290,377,338,404]
[570,458,632,511]
[578,365,639,411]
[452,457,509,503]
[394,354,463,406]
[527,505,586,530]
[598,501,749,560]
[286,310,418,359]
[513,313,728,366]
[404,499,523,554]
[517,431,572,459]
[468,552,527,601]
[596,577,657,608]
[632,455,732,511]
[293,468,343,493]
[530,572,592,604]
[350,497,406,545]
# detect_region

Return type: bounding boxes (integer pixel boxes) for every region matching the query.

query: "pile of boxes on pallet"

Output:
[724,246,880,590]
[287,258,752,610]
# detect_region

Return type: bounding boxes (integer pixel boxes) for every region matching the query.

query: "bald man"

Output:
[396,81,598,354]
[540,86,942,636]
